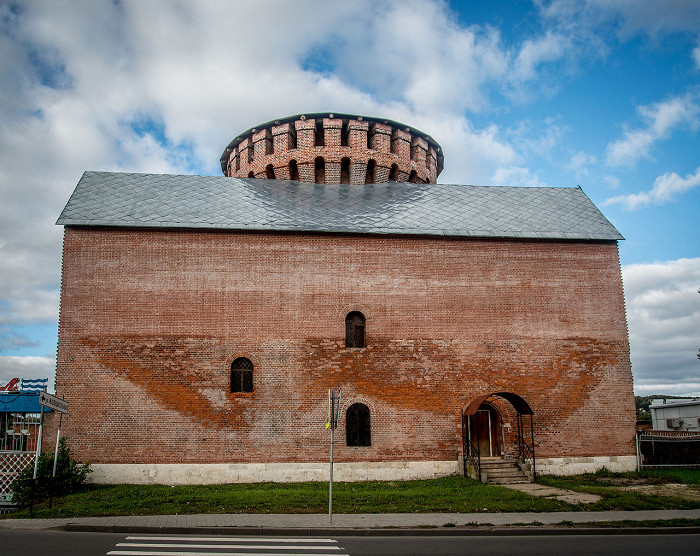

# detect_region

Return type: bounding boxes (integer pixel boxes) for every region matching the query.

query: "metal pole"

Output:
[33,405,44,479]
[530,414,536,481]
[53,412,63,477]
[329,390,334,524]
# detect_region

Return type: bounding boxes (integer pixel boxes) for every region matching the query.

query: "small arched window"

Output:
[289,159,300,181]
[315,156,326,184]
[345,311,365,348]
[389,163,398,181]
[231,357,254,393]
[340,157,351,184]
[365,159,376,184]
[247,171,255,178]
[265,164,275,179]
[315,119,325,146]
[408,170,418,183]
[346,403,371,446]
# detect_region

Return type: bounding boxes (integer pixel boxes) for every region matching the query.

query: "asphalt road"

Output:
[0,530,699,556]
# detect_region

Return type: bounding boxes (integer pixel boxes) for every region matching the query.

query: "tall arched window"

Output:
[265,164,275,179]
[389,163,398,181]
[364,159,376,184]
[340,157,350,184]
[315,156,326,184]
[289,159,300,181]
[345,311,365,348]
[231,357,254,393]
[346,403,371,446]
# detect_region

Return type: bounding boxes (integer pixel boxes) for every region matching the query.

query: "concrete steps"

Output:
[479,457,531,484]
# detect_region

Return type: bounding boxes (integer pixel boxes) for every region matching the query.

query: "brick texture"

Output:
[225,116,440,184]
[54,228,636,465]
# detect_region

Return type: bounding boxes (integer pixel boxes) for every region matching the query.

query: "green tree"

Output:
[11,437,91,507]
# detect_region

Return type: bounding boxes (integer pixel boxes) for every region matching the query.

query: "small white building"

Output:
[651,398,700,432]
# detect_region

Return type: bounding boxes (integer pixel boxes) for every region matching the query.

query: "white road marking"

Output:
[117,542,340,549]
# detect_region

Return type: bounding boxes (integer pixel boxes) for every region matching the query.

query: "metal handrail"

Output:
[464,438,481,480]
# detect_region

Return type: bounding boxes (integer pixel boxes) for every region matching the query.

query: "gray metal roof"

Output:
[56,171,623,241]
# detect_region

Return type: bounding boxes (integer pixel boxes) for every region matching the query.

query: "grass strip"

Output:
[6,471,700,519]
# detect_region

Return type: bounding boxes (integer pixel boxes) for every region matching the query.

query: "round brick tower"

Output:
[220,113,443,185]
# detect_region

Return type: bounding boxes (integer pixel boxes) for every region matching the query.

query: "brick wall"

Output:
[54,227,636,465]
[225,116,440,184]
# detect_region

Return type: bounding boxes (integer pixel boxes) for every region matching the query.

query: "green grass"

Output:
[7,476,570,518]
[7,470,700,519]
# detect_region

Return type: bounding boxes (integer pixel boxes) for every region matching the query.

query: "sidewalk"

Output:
[1,509,700,535]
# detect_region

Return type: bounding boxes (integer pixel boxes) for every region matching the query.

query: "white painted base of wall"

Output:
[88,455,637,485]
[88,460,461,485]
[535,455,637,475]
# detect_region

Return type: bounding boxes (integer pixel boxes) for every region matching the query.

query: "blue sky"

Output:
[0,0,698,395]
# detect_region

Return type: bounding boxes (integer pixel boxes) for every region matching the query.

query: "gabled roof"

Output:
[56,171,623,241]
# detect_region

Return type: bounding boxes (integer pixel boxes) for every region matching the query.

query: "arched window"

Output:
[315,156,326,184]
[408,170,418,183]
[315,119,325,146]
[247,171,254,178]
[364,159,376,184]
[265,164,275,179]
[340,120,349,147]
[231,357,254,393]
[389,163,398,181]
[346,403,371,446]
[340,157,350,184]
[345,311,365,348]
[289,159,300,181]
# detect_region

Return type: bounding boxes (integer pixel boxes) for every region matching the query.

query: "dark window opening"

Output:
[409,170,418,183]
[265,164,275,179]
[367,123,375,149]
[247,145,254,163]
[315,156,326,184]
[389,163,398,181]
[346,403,371,446]
[365,159,376,184]
[345,311,365,348]
[341,120,349,147]
[247,171,255,178]
[289,126,297,150]
[315,120,325,146]
[340,157,350,184]
[231,357,254,393]
[289,159,300,181]
[235,153,240,171]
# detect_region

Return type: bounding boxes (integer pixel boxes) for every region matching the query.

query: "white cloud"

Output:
[605,166,700,210]
[0,0,544,353]
[538,0,700,38]
[605,94,700,167]
[0,356,55,392]
[622,258,700,396]
[694,43,700,69]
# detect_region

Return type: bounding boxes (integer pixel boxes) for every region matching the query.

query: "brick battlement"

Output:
[220,113,443,185]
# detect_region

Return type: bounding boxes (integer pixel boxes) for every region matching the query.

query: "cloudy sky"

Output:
[1,0,698,396]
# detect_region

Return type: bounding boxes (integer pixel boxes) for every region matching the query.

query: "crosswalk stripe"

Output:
[125,536,337,543]
[117,543,340,550]
[107,552,349,556]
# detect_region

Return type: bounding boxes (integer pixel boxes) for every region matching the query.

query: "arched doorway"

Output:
[466,402,502,457]
[462,392,536,481]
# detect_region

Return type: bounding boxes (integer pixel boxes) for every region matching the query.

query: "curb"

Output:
[61,524,700,536]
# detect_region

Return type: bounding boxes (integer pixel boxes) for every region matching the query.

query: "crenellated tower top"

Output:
[220,113,443,185]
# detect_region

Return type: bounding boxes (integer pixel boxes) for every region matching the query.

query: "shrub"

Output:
[12,437,91,507]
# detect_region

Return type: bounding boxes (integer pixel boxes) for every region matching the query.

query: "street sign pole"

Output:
[53,411,63,477]
[32,405,44,480]
[328,388,341,524]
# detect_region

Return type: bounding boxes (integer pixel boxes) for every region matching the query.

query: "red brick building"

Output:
[55,113,636,484]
